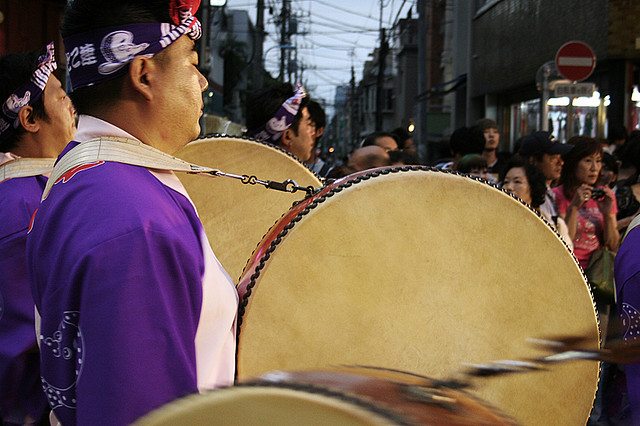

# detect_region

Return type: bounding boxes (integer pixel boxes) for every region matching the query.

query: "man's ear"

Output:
[128,56,156,101]
[18,106,39,134]
[280,128,294,149]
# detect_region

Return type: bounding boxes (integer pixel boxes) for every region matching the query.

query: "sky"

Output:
[223,0,416,109]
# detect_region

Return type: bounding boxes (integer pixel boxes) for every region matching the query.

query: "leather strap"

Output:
[42,137,219,200]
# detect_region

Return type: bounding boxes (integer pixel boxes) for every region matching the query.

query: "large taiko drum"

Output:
[175,135,322,282]
[236,166,600,426]
[133,367,516,425]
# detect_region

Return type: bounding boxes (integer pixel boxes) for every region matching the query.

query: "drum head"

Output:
[175,136,322,282]
[253,367,516,425]
[236,167,600,426]
[133,385,397,425]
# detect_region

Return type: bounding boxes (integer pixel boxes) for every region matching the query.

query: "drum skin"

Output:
[133,367,516,425]
[175,136,322,282]
[236,166,600,426]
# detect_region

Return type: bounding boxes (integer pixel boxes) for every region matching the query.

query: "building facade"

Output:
[448,0,640,150]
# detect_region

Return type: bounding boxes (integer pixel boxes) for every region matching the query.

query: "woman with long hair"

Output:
[553,136,619,269]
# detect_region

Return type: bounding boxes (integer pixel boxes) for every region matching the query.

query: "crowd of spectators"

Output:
[314,119,640,425]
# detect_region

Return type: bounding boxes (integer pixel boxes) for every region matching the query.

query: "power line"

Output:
[296,0,380,22]
[309,17,378,33]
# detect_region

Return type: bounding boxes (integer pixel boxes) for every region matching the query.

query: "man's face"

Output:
[152,36,208,152]
[39,74,76,153]
[483,127,500,150]
[403,137,416,154]
[535,153,564,182]
[287,107,315,162]
[312,124,324,144]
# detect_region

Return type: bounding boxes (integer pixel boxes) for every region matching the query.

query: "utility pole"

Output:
[198,2,210,76]
[417,0,429,162]
[375,28,388,131]
[279,0,290,82]
[253,0,265,90]
[350,65,357,149]
[288,43,297,83]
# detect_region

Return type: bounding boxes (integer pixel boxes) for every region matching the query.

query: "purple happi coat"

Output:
[27,132,237,425]
[0,174,48,423]
[616,225,640,425]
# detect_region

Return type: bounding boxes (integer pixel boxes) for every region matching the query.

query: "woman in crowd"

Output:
[501,158,573,250]
[553,136,619,270]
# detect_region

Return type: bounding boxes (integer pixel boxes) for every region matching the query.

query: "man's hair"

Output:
[448,126,484,157]
[360,131,395,148]
[475,118,498,131]
[245,83,309,144]
[61,0,172,115]
[0,51,48,152]
[307,100,325,130]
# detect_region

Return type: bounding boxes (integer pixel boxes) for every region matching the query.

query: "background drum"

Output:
[175,135,322,282]
[134,367,516,425]
[236,166,600,426]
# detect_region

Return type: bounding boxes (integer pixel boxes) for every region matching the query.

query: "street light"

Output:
[263,44,295,82]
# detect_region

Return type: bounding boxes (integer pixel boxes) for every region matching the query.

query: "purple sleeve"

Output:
[40,226,204,425]
[616,227,640,425]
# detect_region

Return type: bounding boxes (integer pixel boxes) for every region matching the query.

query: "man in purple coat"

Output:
[616,216,640,425]
[0,44,76,425]
[27,0,238,424]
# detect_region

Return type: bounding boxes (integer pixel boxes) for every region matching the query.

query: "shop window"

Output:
[511,92,609,145]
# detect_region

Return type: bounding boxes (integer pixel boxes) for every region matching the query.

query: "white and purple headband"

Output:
[0,42,57,142]
[248,83,307,144]
[63,0,201,91]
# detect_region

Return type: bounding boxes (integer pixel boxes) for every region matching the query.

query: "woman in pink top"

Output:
[552,136,619,270]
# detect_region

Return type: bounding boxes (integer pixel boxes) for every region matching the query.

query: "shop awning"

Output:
[415,74,467,101]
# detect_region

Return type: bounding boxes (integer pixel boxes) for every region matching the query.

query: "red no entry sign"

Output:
[555,41,596,82]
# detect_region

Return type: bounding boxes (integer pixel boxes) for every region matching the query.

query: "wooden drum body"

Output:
[236,167,600,426]
[175,136,322,282]
[134,367,516,425]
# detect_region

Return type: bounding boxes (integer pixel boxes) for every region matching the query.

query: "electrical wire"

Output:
[294,0,380,22]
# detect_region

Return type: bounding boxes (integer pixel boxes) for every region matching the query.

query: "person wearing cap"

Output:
[0,43,76,425]
[26,1,238,424]
[475,118,508,181]
[518,131,573,229]
[246,82,316,162]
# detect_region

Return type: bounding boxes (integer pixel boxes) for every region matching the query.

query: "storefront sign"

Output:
[555,41,596,82]
[554,82,596,98]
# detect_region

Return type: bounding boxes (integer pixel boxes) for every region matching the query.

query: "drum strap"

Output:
[42,137,314,200]
[623,214,640,243]
[0,158,56,182]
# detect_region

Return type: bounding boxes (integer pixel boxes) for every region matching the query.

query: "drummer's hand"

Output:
[596,186,615,214]
[571,184,592,209]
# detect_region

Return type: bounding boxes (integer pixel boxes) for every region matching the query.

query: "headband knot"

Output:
[248,83,307,144]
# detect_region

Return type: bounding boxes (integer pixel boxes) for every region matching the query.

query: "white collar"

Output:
[73,115,189,199]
